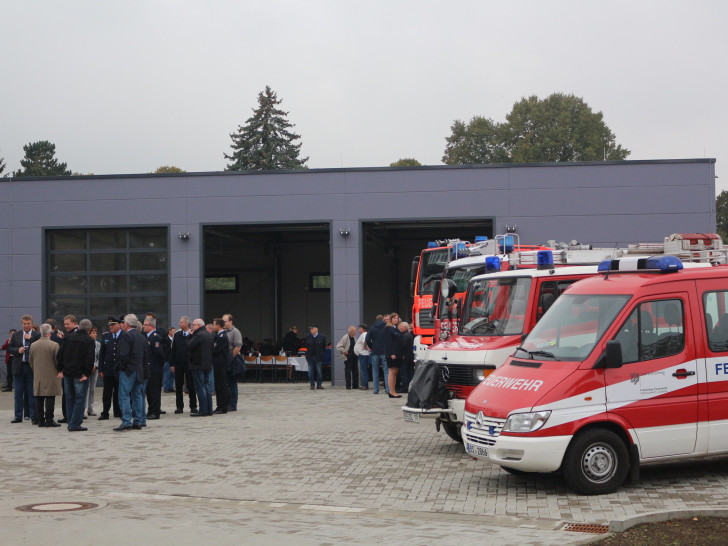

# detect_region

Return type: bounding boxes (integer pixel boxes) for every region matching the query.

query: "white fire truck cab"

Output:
[462,256,728,495]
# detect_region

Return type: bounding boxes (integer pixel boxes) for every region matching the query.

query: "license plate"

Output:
[403,411,420,423]
[466,443,488,457]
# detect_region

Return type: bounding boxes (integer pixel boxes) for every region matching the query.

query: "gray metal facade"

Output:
[0,159,716,383]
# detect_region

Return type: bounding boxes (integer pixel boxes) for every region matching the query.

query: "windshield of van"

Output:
[444,264,486,293]
[460,277,531,336]
[418,249,450,295]
[515,294,630,361]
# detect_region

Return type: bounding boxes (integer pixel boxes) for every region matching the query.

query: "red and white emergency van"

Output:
[462,256,728,495]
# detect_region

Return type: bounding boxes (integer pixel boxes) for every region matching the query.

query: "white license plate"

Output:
[403,411,420,424]
[466,443,488,457]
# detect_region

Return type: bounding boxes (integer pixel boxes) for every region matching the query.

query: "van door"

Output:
[697,282,728,453]
[606,294,698,458]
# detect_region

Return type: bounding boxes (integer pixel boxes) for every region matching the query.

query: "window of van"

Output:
[704,291,728,352]
[613,299,684,363]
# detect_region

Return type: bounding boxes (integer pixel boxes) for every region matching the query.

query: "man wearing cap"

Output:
[143,316,169,420]
[98,316,123,420]
[354,323,370,390]
[115,314,148,431]
[305,325,326,390]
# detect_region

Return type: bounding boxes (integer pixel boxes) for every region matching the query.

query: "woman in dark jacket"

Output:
[384,313,403,398]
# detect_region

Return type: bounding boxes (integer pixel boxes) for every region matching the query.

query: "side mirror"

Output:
[595,340,623,369]
[441,279,457,301]
[432,280,441,308]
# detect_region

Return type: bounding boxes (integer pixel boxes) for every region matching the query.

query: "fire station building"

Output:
[0,158,717,382]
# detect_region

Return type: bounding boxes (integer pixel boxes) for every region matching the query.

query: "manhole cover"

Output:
[16,502,99,513]
[563,523,610,534]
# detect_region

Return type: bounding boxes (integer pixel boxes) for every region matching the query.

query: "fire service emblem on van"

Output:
[630,373,640,385]
[441,353,448,361]
[476,411,484,426]
[441,366,450,382]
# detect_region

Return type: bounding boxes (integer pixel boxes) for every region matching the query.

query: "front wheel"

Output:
[441,421,463,443]
[562,428,630,495]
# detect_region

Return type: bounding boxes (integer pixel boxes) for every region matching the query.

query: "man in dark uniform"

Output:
[98,316,123,420]
[143,316,169,420]
[211,318,230,414]
[170,316,196,414]
[187,318,213,416]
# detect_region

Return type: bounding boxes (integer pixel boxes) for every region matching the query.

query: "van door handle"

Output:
[672,369,695,378]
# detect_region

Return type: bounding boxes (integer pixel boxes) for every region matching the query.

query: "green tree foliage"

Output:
[13,140,71,177]
[0,157,6,176]
[225,86,308,171]
[443,93,630,165]
[716,190,728,241]
[154,165,186,174]
[443,117,509,165]
[390,158,422,167]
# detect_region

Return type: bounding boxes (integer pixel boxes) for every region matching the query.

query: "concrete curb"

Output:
[609,507,728,533]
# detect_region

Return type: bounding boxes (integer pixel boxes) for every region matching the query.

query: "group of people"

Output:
[336,313,415,398]
[4,311,244,432]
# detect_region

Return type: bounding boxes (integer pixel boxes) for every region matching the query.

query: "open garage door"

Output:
[361,219,494,324]
[203,223,330,349]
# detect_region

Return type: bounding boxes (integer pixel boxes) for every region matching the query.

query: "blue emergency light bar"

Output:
[485,256,500,271]
[498,235,515,254]
[427,241,437,248]
[454,242,468,258]
[537,250,554,269]
[475,235,488,242]
[597,255,684,273]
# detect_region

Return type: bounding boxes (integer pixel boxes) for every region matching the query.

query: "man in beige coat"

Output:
[29,324,62,427]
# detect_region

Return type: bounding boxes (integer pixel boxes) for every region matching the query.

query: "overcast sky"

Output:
[2,1,726,192]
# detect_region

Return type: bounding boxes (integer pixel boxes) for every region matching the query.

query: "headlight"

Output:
[503,411,551,433]
[472,368,495,382]
[439,330,450,340]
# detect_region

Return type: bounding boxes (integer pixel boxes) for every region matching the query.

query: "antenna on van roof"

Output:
[604,243,619,280]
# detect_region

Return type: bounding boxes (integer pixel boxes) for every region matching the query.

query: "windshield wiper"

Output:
[518,349,556,360]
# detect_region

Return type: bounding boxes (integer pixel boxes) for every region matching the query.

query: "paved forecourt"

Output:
[2,383,728,544]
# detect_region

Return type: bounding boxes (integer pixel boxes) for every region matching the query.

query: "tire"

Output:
[500,466,528,476]
[441,421,463,443]
[562,428,630,495]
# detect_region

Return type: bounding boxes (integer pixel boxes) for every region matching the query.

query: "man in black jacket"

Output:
[211,318,230,414]
[114,314,148,431]
[144,317,169,420]
[187,318,213,416]
[58,319,95,431]
[365,315,389,395]
[305,325,327,390]
[98,316,123,420]
[170,316,197,414]
[7,315,41,423]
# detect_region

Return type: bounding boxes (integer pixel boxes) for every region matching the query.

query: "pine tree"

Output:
[13,140,71,177]
[225,86,308,171]
[0,156,6,176]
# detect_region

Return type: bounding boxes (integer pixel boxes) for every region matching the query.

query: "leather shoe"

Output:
[359,386,369,390]
[159,410,166,414]
[174,408,184,414]
[132,424,142,430]
[388,393,402,399]
[58,418,68,423]
[113,424,132,431]
[147,414,160,420]
[98,414,109,420]
[227,406,237,412]
[46,421,61,427]
[87,412,97,416]
[68,426,88,431]
[38,422,46,427]
[190,412,207,417]
[10,418,22,423]
[213,408,227,414]
[31,419,38,425]
[190,408,198,414]
[317,386,325,390]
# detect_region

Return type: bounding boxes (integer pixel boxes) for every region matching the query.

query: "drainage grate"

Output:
[563,523,610,534]
[15,502,99,513]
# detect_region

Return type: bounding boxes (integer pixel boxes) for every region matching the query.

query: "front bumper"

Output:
[462,423,570,472]
[402,398,465,424]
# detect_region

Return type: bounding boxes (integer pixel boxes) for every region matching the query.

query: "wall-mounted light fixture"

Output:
[505,225,517,234]
[178,232,191,241]
[339,228,350,237]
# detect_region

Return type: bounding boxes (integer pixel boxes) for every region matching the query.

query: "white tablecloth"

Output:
[244,356,309,373]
